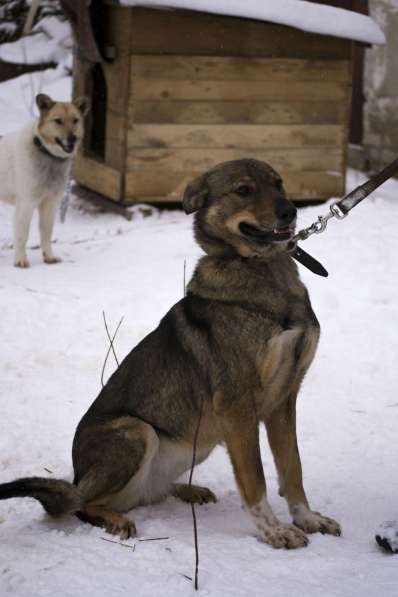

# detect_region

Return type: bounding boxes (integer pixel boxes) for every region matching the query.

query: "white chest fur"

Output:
[256,325,319,414]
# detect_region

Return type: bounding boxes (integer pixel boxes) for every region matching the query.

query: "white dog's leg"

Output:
[14,200,34,268]
[39,197,61,264]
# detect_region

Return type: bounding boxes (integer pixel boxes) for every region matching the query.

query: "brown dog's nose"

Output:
[67,133,77,147]
[275,199,297,226]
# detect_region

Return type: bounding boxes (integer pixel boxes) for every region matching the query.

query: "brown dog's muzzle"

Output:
[239,198,297,244]
[275,198,297,229]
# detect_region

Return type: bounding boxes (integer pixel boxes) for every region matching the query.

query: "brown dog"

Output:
[0,159,341,549]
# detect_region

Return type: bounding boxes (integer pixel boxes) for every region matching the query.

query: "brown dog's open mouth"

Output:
[55,138,75,154]
[239,222,294,243]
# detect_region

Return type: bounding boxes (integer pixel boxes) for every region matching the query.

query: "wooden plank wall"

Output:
[126,54,351,202]
[69,6,353,204]
[73,4,131,201]
[72,56,125,201]
[128,7,351,59]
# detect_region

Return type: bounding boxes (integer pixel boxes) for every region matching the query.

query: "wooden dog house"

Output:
[71,0,384,204]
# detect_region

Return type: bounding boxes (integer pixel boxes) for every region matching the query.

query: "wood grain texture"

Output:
[104,3,132,56]
[76,7,353,203]
[131,78,347,102]
[72,58,130,171]
[127,147,343,173]
[104,109,130,170]
[124,170,344,202]
[103,60,131,115]
[131,100,347,125]
[127,124,345,150]
[131,56,351,82]
[128,7,351,59]
[73,155,122,201]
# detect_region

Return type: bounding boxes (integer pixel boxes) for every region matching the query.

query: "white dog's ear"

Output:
[36,94,55,113]
[183,175,209,214]
[73,96,91,116]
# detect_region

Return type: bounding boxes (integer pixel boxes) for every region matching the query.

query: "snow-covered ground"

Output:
[0,168,398,597]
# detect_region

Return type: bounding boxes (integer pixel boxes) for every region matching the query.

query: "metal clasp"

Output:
[330,202,348,219]
[313,213,333,234]
[289,200,350,250]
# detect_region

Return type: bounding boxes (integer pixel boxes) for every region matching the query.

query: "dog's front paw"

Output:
[14,258,30,268]
[43,254,62,264]
[293,507,341,536]
[258,523,309,549]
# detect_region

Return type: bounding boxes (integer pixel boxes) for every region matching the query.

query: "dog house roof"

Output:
[117,0,385,45]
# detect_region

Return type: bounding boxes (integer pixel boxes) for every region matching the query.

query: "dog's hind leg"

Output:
[173,484,217,505]
[73,415,159,538]
[265,396,341,537]
[39,196,61,264]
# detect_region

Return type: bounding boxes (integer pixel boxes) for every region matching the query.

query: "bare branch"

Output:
[100,537,135,550]
[188,395,204,591]
[138,537,169,542]
[101,313,124,388]
[183,259,187,297]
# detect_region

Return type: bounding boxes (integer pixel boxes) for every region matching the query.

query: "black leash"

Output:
[291,245,329,277]
[289,157,398,277]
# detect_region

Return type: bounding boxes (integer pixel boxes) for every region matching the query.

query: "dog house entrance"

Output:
[86,63,107,160]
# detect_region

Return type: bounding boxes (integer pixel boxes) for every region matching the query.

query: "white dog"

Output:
[0,93,89,267]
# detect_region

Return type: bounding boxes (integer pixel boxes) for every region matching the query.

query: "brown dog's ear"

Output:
[183,175,209,214]
[73,96,91,116]
[36,94,55,113]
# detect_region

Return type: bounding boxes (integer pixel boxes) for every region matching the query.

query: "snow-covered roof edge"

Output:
[118,0,385,45]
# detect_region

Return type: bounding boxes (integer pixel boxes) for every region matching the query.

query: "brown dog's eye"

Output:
[54,118,63,125]
[73,118,79,125]
[236,185,252,197]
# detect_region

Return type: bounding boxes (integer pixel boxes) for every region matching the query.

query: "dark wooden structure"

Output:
[72,1,369,204]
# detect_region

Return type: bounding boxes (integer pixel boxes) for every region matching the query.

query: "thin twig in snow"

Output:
[180,574,193,582]
[183,257,203,590]
[188,394,204,591]
[183,259,187,297]
[101,314,124,387]
[138,537,169,542]
[102,311,122,367]
[101,537,135,550]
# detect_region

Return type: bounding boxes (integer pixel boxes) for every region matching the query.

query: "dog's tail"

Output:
[0,477,83,517]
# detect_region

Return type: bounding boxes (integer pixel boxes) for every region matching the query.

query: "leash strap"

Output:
[336,157,398,215]
[290,157,398,277]
[292,246,328,277]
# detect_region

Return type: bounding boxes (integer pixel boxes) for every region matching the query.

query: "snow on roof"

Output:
[118,0,385,45]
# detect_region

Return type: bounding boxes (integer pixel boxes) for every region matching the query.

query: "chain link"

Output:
[288,202,348,252]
